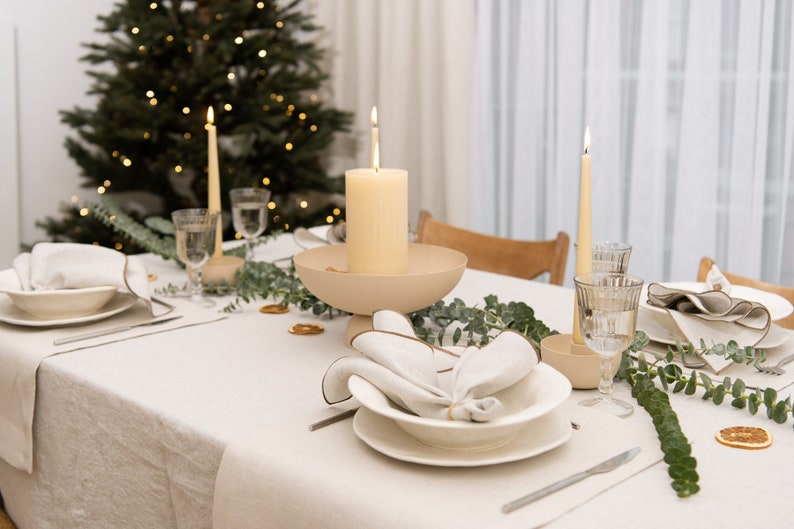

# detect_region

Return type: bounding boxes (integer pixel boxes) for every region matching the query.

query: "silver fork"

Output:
[754,352,794,375]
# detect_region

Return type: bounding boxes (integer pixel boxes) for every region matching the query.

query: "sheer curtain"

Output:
[306,0,475,229]
[473,0,794,287]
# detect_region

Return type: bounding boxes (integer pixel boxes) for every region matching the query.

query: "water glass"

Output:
[574,272,644,417]
[172,208,219,307]
[576,241,633,273]
[230,187,271,261]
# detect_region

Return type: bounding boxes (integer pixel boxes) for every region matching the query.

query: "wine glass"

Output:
[171,208,220,308]
[229,187,271,261]
[575,241,633,273]
[574,272,644,417]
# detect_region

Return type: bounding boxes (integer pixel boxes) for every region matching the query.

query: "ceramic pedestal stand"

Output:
[540,333,618,390]
[202,255,245,287]
[293,243,468,348]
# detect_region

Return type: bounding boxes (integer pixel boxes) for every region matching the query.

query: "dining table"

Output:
[1,229,794,529]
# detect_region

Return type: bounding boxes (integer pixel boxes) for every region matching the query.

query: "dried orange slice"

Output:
[289,323,325,335]
[715,426,772,450]
[259,304,290,314]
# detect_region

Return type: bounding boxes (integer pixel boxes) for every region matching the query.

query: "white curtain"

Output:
[305,0,475,230]
[473,0,794,287]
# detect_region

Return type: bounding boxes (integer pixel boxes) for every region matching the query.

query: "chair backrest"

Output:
[697,256,794,330]
[415,210,570,285]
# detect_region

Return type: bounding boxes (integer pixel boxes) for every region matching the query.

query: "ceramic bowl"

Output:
[293,243,467,315]
[2,286,118,319]
[348,362,571,451]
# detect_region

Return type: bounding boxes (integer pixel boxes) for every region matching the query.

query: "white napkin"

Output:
[1,242,152,308]
[322,310,539,422]
[646,282,771,353]
[705,264,732,294]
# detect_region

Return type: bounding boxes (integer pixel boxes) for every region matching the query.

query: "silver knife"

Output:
[502,446,641,514]
[53,315,183,346]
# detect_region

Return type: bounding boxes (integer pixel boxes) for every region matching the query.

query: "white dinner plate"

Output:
[352,406,572,467]
[644,282,793,321]
[638,305,789,349]
[0,292,138,327]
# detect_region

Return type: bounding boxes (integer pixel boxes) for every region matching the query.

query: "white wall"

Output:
[0,0,115,267]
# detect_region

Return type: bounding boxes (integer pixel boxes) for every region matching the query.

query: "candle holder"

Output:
[294,243,467,346]
[540,334,618,390]
[202,254,245,287]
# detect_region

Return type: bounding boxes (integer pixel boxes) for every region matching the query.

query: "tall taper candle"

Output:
[207,107,223,259]
[572,126,593,345]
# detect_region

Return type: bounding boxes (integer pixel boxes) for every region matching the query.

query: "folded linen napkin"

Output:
[0,242,152,308]
[705,264,732,293]
[322,310,539,422]
[646,282,771,349]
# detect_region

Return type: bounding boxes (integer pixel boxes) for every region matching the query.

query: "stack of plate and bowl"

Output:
[347,361,573,467]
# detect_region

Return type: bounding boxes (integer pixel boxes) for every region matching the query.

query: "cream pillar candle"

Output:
[572,126,593,345]
[206,107,223,259]
[345,145,408,274]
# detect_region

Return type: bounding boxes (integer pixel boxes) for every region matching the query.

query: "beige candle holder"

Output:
[294,243,467,346]
[202,254,245,287]
[540,333,617,390]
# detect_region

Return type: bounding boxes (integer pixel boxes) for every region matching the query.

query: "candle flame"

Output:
[374,140,380,172]
[370,106,378,127]
[583,126,591,154]
[207,106,215,125]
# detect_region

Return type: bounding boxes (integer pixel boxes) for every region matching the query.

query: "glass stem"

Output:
[187,265,203,302]
[245,238,254,261]
[598,356,615,396]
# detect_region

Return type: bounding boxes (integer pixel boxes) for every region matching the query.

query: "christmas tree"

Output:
[40,0,351,253]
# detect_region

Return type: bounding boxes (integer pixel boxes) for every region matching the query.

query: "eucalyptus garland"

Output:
[86,204,793,499]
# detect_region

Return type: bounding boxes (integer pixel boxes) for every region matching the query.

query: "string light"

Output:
[257,2,264,8]
[224,103,232,111]
[146,90,155,98]
[285,142,293,151]
[103,180,111,187]
[79,208,89,216]
[149,2,157,9]
[131,27,140,35]
[97,186,106,194]
[182,107,190,114]
[174,165,183,173]
[326,216,334,223]
[275,21,284,29]
[234,36,244,45]
[70,195,79,204]
[258,50,267,58]
[227,72,235,80]
[267,202,276,210]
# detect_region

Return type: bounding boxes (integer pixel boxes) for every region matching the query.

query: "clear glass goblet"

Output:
[171,208,220,308]
[575,241,633,273]
[574,272,644,417]
[229,187,271,261]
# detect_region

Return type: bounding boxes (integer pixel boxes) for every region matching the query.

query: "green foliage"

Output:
[45,0,352,250]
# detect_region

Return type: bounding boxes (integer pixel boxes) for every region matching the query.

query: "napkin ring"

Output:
[447,401,460,421]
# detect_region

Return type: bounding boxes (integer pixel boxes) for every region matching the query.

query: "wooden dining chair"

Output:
[415,210,570,285]
[697,256,794,330]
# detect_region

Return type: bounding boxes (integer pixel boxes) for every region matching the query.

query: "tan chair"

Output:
[415,210,569,285]
[697,256,794,330]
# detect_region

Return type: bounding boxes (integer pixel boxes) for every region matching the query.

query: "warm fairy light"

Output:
[299,200,308,209]
[182,107,190,115]
[257,1,264,8]
[146,90,155,97]
[202,34,210,41]
[79,208,89,216]
[170,85,177,92]
[108,215,116,221]
[234,36,244,44]
[285,142,293,151]
[215,13,223,21]
[149,98,158,105]
[276,95,284,103]
[175,165,183,173]
[262,177,270,185]
[288,104,295,111]
[122,158,132,167]
[103,180,111,187]
[131,27,140,34]
[258,50,267,58]
[70,195,79,204]
[333,208,341,215]
[310,125,317,132]
[326,216,334,223]
[227,72,235,80]
[276,21,284,28]
[114,243,123,251]
[298,112,306,120]
[149,2,157,9]
[138,45,146,52]
[224,103,232,111]
[267,202,276,210]
[97,186,106,194]
[143,132,151,139]
[310,94,318,102]
[112,150,119,157]
[166,35,174,42]
[183,132,191,139]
